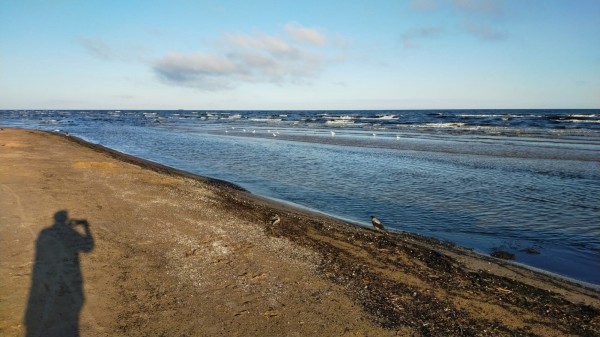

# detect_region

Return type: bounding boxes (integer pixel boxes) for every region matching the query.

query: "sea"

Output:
[2,109,599,286]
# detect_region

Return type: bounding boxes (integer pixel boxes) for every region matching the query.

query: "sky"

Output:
[1,0,599,110]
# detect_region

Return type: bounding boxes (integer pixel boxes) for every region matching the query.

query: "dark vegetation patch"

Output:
[250,205,600,336]
[490,250,516,260]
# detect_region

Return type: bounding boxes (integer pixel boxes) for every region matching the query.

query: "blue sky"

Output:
[1,0,599,109]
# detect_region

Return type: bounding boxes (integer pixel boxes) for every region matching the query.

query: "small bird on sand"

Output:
[370,215,385,231]
[270,214,281,226]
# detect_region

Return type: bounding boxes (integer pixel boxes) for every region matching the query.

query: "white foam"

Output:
[249,118,282,123]
[421,123,465,128]
[561,119,600,123]
[568,114,599,118]
[326,119,354,124]
[457,114,504,118]
[376,114,398,120]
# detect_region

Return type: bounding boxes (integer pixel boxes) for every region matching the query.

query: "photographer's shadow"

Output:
[24,210,94,337]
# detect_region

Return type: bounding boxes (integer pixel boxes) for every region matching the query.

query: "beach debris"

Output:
[270,214,281,226]
[490,249,515,260]
[370,215,385,231]
[184,248,197,257]
[263,309,279,317]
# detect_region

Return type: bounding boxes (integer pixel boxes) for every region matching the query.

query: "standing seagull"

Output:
[371,215,385,231]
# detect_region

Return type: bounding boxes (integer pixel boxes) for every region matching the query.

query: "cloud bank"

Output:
[464,21,506,41]
[406,0,507,47]
[153,23,338,90]
[284,22,327,45]
[412,0,505,17]
[77,37,115,60]
[77,37,148,62]
[401,27,444,49]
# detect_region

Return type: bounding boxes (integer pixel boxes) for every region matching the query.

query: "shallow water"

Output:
[2,109,599,284]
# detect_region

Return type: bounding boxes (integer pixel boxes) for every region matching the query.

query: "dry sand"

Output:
[0,128,598,336]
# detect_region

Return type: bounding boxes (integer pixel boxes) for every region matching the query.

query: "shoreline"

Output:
[1,127,599,336]
[60,129,599,291]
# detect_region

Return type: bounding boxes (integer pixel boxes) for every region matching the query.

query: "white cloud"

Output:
[411,0,439,11]
[401,26,444,49]
[451,0,505,17]
[412,0,505,16]
[222,33,300,57]
[153,23,341,90]
[154,53,239,89]
[77,37,148,62]
[77,37,114,60]
[464,21,506,41]
[408,0,508,43]
[284,22,327,46]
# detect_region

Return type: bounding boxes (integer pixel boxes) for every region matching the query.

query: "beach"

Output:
[1,128,599,336]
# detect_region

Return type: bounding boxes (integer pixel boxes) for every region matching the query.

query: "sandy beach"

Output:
[1,127,598,336]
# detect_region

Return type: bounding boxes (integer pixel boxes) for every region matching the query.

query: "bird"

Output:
[330,131,336,136]
[370,215,385,231]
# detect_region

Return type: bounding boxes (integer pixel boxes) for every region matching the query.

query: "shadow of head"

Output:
[24,210,94,337]
[54,210,68,224]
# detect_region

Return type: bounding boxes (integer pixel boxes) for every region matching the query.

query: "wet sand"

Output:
[1,128,599,336]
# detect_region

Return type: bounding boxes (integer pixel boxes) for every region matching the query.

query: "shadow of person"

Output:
[24,210,94,337]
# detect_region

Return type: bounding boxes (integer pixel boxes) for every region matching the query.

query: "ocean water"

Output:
[2,109,599,285]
